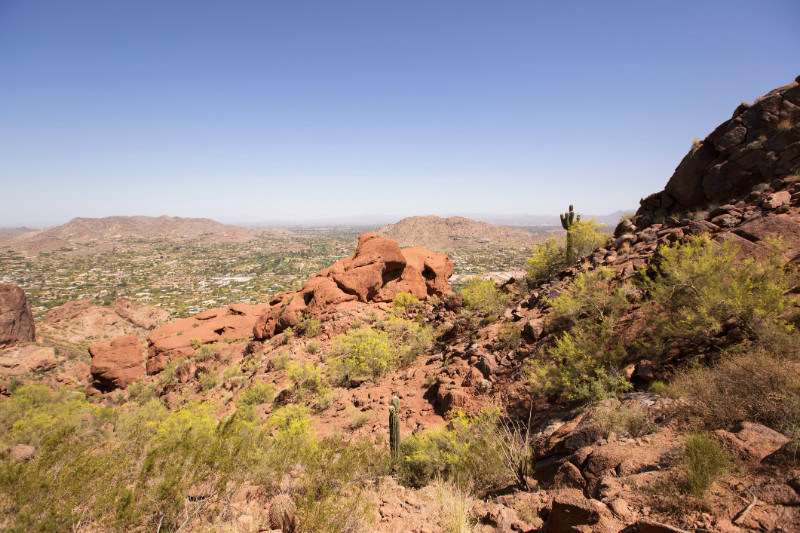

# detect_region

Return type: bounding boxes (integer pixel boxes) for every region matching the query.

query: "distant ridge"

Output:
[377,215,554,253]
[4,215,290,254]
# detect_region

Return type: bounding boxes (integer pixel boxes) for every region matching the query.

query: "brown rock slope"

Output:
[0,284,35,347]
[253,232,453,340]
[378,215,550,253]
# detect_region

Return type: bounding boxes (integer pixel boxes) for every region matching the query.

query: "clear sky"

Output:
[1,1,798,227]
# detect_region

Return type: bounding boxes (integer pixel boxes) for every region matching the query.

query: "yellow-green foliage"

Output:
[592,403,653,439]
[392,291,421,311]
[198,368,220,391]
[330,329,398,385]
[459,276,510,319]
[644,235,795,353]
[525,219,609,288]
[237,381,275,406]
[287,361,334,410]
[296,313,321,337]
[527,267,632,402]
[329,317,432,385]
[0,387,384,532]
[378,315,434,366]
[401,408,509,492]
[682,433,732,498]
[497,323,522,350]
[195,342,219,360]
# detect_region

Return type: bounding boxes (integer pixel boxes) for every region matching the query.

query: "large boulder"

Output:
[0,345,56,376]
[88,334,145,391]
[0,284,35,347]
[254,233,453,340]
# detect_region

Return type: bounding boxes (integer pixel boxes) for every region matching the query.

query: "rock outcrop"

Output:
[0,345,56,376]
[253,233,453,340]
[146,303,266,374]
[88,334,145,392]
[0,284,35,347]
[639,76,800,219]
[113,297,171,330]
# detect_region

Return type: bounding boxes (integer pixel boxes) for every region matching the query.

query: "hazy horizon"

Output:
[1,1,798,227]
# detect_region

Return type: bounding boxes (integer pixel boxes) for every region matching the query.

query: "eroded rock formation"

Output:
[253,233,453,340]
[0,284,35,347]
[88,334,145,392]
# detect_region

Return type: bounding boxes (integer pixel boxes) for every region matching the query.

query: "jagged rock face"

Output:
[0,284,35,347]
[253,233,453,340]
[639,78,800,218]
[88,334,145,392]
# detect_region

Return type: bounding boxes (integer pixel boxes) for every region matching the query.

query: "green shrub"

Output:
[497,323,522,350]
[195,342,219,360]
[392,291,421,312]
[644,235,795,355]
[296,313,321,337]
[401,408,509,492]
[459,277,509,319]
[682,433,731,498]
[526,268,632,402]
[525,219,609,288]
[272,351,292,370]
[198,369,220,391]
[237,382,275,406]
[306,341,320,355]
[379,315,433,367]
[329,329,398,385]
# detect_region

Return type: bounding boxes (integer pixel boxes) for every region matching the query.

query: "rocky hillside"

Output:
[378,215,553,252]
[1,78,799,533]
[4,215,290,254]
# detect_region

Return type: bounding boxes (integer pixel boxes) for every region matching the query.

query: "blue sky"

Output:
[1,1,798,227]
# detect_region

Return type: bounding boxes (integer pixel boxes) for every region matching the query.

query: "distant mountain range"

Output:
[0,216,290,254]
[377,215,557,253]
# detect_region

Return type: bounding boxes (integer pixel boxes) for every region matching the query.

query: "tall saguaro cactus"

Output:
[389,396,400,469]
[560,205,581,264]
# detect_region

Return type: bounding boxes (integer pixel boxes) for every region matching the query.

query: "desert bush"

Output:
[459,277,509,320]
[682,432,732,498]
[329,329,398,385]
[392,291,422,312]
[401,408,509,492]
[237,381,275,406]
[669,348,800,435]
[526,268,632,402]
[272,351,292,371]
[198,369,220,391]
[644,235,796,356]
[306,340,320,355]
[434,478,476,533]
[379,315,434,366]
[195,342,219,360]
[296,313,321,337]
[524,219,609,288]
[592,403,654,439]
[497,323,522,350]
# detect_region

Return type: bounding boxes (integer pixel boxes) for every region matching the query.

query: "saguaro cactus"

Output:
[560,204,581,264]
[389,396,400,468]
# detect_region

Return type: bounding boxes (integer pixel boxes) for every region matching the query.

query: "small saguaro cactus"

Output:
[389,395,400,467]
[560,204,581,264]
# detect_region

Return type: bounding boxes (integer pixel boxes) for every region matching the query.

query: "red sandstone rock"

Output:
[113,297,171,330]
[89,334,145,391]
[0,345,56,376]
[0,284,35,347]
[146,303,266,374]
[253,233,453,340]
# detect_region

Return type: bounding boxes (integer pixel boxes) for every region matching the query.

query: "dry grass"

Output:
[434,479,475,533]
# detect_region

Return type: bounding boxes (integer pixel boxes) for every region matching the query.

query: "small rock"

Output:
[543,495,601,532]
[10,443,35,462]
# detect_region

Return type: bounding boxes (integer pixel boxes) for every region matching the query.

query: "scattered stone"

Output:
[10,443,35,462]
